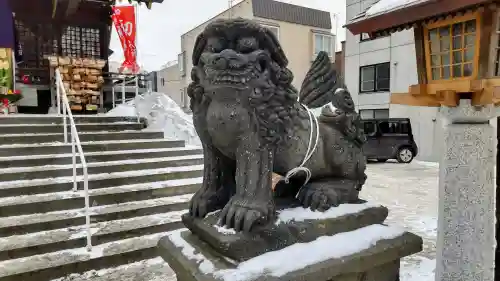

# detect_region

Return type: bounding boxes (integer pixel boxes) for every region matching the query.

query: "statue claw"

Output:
[218,197,274,232]
[190,188,227,218]
[298,185,340,212]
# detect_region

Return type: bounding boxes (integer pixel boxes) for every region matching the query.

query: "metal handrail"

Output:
[55,68,92,252]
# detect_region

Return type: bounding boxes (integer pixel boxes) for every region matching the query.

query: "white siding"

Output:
[345,0,441,161]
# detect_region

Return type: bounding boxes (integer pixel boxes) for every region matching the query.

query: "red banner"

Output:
[112,6,140,74]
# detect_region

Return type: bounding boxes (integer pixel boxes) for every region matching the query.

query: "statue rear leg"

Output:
[297,178,361,212]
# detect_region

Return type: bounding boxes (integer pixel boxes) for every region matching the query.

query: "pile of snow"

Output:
[366,0,427,16]
[106,92,201,146]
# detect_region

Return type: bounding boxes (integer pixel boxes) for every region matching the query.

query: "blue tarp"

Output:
[0,0,14,49]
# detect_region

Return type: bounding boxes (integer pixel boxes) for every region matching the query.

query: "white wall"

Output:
[180,0,255,108]
[156,64,184,107]
[345,0,441,161]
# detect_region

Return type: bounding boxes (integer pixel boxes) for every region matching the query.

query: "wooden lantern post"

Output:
[346,1,499,280]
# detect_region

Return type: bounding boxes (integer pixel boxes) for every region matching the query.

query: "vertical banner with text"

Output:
[112,5,139,74]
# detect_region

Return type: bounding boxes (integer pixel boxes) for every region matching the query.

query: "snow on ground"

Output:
[365,0,428,16]
[361,160,438,280]
[106,92,201,146]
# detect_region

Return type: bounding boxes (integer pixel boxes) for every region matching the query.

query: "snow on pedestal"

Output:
[276,201,381,224]
[166,225,406,281]
[159,200,422,281]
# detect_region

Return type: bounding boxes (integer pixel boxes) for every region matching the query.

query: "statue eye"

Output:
[206,38,226,53]
[237,37,258,53]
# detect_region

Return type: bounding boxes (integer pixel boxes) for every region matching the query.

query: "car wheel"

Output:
[396,147,414,163]
[377,159,388,163]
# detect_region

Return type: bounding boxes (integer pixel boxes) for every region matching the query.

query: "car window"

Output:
[363,122,377,136]
[379,121,410,135]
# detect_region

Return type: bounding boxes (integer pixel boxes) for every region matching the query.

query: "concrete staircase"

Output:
[0,115,202,281]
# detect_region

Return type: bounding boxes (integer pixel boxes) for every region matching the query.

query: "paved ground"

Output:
[362,160,438,281]
[57,161,439,281]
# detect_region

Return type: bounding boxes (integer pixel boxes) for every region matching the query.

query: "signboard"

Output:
[0,48,12,93]
[112,5,140,74]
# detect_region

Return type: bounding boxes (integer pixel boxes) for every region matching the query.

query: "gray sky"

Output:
[109,0,346,71]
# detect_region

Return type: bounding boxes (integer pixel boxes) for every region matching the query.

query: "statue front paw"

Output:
[218,197,275,232]
[189,188,223,218]
[297,185,340,212]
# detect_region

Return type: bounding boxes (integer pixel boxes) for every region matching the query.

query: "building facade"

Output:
[160,0,335,112]
[334,40,346,85]
[156,62,184,107]
[345,0,443,162]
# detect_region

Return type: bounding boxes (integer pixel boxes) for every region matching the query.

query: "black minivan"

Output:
[361,118,418,163]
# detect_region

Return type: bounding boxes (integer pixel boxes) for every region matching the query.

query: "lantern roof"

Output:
[345,0,493,38]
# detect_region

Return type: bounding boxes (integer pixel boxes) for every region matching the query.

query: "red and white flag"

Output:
[112,5,140,74]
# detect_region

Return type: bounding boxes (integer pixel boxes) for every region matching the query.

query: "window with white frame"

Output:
[359,109,390,119]
[314,33,334,57]
[359,62,390,93]
[361,33,371,41]
[261,24,279,39]
[178,52,185,76]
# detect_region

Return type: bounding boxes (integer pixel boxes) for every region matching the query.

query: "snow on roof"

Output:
[365,0,430,17]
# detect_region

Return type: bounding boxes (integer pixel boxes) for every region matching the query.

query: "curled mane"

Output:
[247,63,309,145]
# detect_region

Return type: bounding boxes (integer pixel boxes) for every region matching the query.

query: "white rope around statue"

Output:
[284,103,320,187]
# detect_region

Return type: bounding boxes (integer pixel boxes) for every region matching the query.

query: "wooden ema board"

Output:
[391,78,500,107]
[47,56,106,112]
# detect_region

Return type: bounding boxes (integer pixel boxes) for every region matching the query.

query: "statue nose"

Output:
[212,57,229,70]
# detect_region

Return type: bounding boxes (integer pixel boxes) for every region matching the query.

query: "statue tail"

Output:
[298,51,342,109]
[300,53,367,147]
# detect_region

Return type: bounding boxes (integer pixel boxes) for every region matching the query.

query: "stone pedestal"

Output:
[158,202,423,281]
[436,100,497,281]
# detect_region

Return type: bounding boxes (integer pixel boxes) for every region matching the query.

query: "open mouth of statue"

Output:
[209,59,267,86]
[211,73,256,85]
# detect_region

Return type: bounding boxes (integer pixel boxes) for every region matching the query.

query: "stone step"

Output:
[0,123,145,134]
[0,230,178,281]
[0,147,203,168]
[0,164,204,197]
[0,139,185,157]
[0,115,144,125]
[0,131,164,144]
[0,154,204,181]
[0,193,193,236]
[0,177,201,218]
[0,210,187,261]
[48,257,176,281]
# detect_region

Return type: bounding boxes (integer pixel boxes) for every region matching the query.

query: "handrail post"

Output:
[56,78,61,115]
[71,128,77,192]
[112,82,116,109]
[83,165,92,252]
[121,77,125,105]
[61,78,68,144]
[135,76,138,98]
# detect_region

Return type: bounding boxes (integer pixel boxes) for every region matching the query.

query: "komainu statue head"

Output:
[187,18,304,144]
